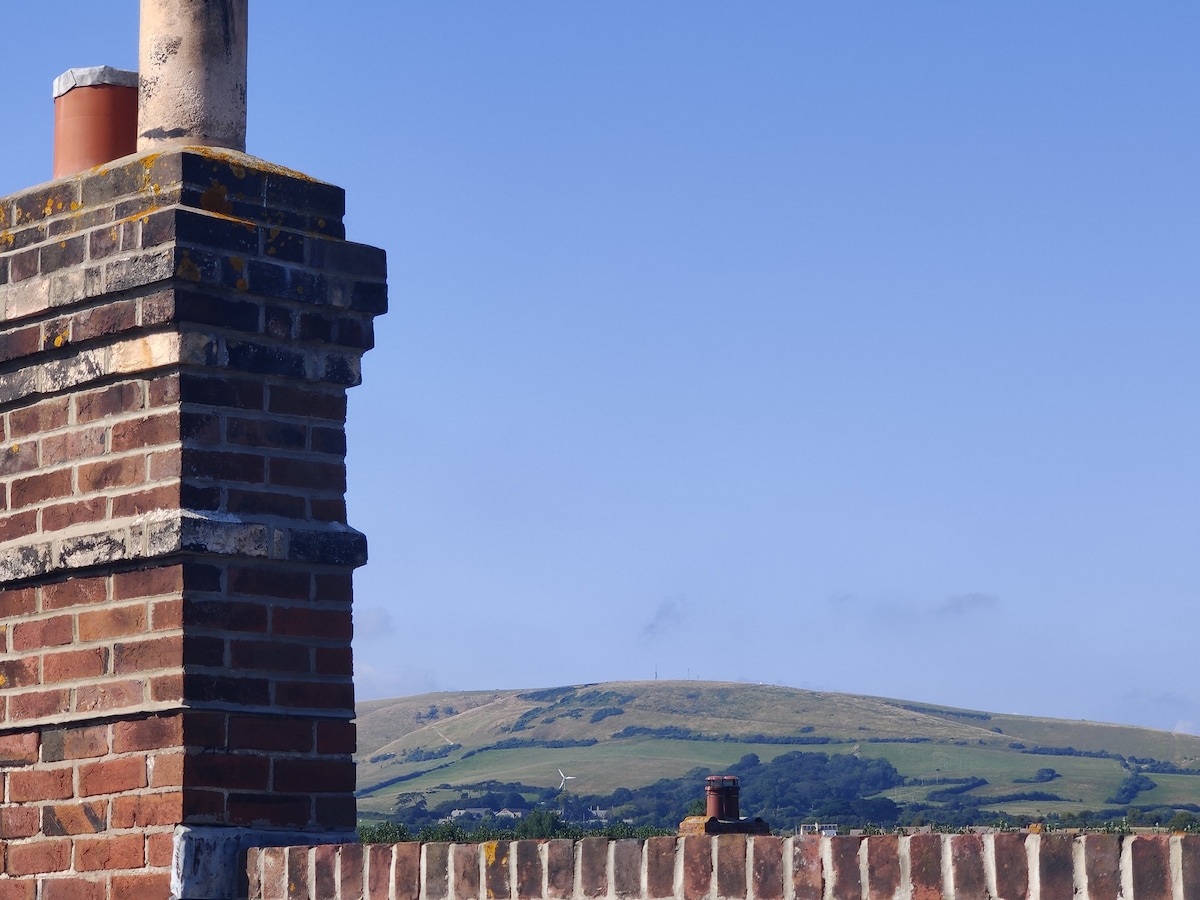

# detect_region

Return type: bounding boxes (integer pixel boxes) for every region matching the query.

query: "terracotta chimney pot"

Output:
[52,66,139,178]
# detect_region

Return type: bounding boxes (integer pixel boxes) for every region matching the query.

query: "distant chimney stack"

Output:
[138,0,248,152]
[52,66,138,178]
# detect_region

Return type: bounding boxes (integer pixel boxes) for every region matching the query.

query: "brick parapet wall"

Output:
[0,148,385,894]
[247,833,1200,900]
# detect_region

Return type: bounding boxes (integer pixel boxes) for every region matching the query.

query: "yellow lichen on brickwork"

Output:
[201,182,235,216]
[176,251,202,282]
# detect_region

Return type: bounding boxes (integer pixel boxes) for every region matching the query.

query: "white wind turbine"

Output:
[558,769,577,790]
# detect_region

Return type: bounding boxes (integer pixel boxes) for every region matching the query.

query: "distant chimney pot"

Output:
[52,66,139,178]
[138,0,248,152]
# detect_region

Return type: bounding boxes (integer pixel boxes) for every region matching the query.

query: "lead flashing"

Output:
[53,65,138,99]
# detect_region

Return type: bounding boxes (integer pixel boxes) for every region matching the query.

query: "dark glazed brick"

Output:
[993,832,1029,900]
[12,183,80,225]
[268,385,346,420]
[751,836,783,900]
[263,227,306,263]
[546,840,575,899]
[1131,835,1172,900]
[951,834,986,900]
[424,843,451,900]
[484,840,510,899]
[645,836,676,899]
[180,373,264,409]
[310,237,388,278]
[516,839,542,899]
[395,841,421,900]
[352,280,389,314]
[867,834,899,900]
[453,843,480,900]
[183,674,271,706]
[682,835,712,900]
[40,235,86,273]
[580,836,608,898]
[174,291,261,331]
[265,172,346,218]
[226,340,307,379]
[909,833,943,900]
[1039,833,1075,900]
[613,839,641,898]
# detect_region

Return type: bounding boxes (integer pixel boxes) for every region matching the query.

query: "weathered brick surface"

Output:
[1,147,384,893]
[992,832,1029,900]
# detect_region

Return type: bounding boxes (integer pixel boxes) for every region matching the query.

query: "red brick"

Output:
[41,576,107,611]
[40,427,106,467]
[830,836,863,900]
[0,443,38,480]
[0,657,40,689]
[12,615,73,651]
[259,846,288,900]
[74,679,145,714]
[149,751,185,788]
[715,833,747,899]
[315,646,353,676]
[10,688,71,721]
[313,843,337,900]
[78,603,147,641]
[273,758,354,794]
[75,832,145,871]
[992,832,1029,900]
[112,483,180,518]
[909,834,942,900]
[228,567,310,600]
[9,397,70,438]
[230,638,310,673]
[1082,834,1120,900]
[1131,835,1171,900]
[394,840,421,900]
[41,723,109,761]
[112,715,184,753]
[366,844,393,900]
[645,836,675,899]
[43,647,110,683]
[113,634,182,673]
[1181,836,1200,900]
[75,382,143,423]
[452,843,479,900]
[113,566,183,600]
[0,882,37,900]
[78,755,147,796]
[288,846,314,900]
[0,732,40,766]
[543,840,573,899]
[681,835,711,900]
[229,792,312,828]
[951,834,987,900]
[228,715,313,752]
[42,497,108,532]
[11,469,72,507]
[0,510,38,542]
[111,411,180,451]
[614,838,641,898]
[150,598,183,630]
[0,588,37,618]
[42,800,108,835]
[1039,833,1075,900]
[147,829,174,867]
[110,872,172,900]
[316,720,356,755]
[111,790,183,827]
[752,836,784,900]
[72,298,137,341]
[148,448,181,480]
[315,794,356,830]
[5,837,71,875]
[187,753,269,790]
[39,878,103,900]
[78,455,146,493]
[0,806,40,839]
[274,680,354,711]
[340,842,364,900]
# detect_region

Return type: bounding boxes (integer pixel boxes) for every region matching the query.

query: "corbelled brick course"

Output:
[248,833,1200,900]
[1,146,385,895]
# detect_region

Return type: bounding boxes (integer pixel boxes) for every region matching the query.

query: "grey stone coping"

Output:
[53,66,139,99]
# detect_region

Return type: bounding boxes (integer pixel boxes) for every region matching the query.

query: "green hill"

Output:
[354,680,1200,827]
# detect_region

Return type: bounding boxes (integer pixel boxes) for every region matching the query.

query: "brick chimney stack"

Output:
[0,2,386,897]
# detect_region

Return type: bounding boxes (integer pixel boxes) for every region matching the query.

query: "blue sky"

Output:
[5,3,1199,734]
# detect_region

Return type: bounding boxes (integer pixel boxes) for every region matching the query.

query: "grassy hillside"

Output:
[354,681,1200,824]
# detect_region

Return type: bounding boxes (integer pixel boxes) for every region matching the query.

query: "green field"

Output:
[354,680,1200,822]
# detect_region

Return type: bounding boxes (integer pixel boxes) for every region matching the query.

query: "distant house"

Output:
[449,808,490,819]
[496,809,525,819]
